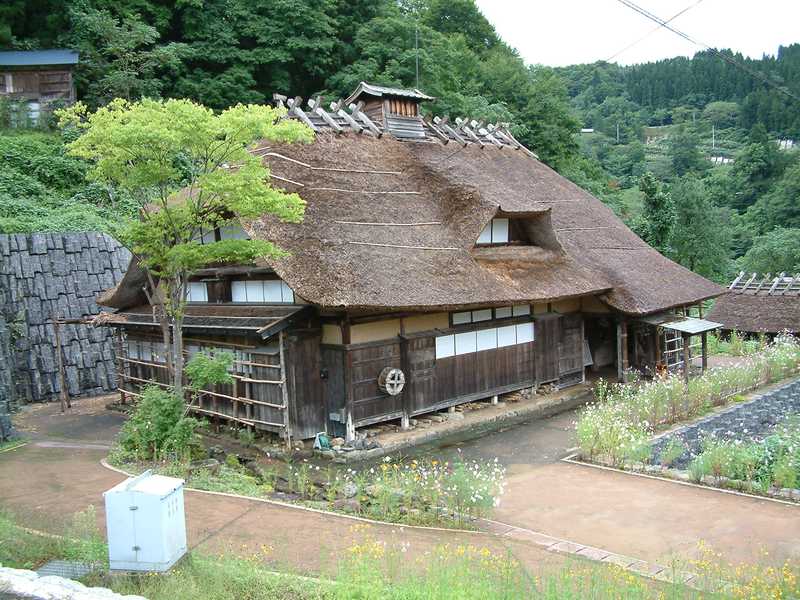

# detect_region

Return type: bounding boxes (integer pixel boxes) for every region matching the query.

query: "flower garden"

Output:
[576,334,800,498]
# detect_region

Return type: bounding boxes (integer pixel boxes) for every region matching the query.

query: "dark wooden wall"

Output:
[349,341,404,426]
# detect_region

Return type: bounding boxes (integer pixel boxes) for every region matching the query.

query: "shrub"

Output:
[659,437,685,468]
[118,386,201,461]
[771,456,798,490]
[688,455,709,483]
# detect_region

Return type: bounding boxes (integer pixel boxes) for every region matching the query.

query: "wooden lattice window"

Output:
[388,98,418,117]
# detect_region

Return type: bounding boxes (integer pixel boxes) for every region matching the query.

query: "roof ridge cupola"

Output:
[343,81,434,140]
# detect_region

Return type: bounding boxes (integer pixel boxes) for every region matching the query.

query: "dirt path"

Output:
[5,392,799,575]
[0,396,562,576]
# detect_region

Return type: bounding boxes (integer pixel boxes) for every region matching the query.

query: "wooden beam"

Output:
[279,331,292,450]
[682,333,692,383]
[616,318,628,382]
[424,118,450,143]
[769,272,786,295]
[729,270,745,290]
[286,97,319,132]
[455,118,484,146]
[52,314,70,412]
[433,116,467,146]
[308,96,343,133]
[701,331,708,373]
[330,99,364,133]
[349,101,382,137]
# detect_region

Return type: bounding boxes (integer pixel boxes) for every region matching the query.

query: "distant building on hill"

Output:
[708,272,800,336]
[0,49,79,124]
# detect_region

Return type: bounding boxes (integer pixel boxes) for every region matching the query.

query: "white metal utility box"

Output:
[103,470,187,571]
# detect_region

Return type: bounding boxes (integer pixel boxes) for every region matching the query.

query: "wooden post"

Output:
[52,314,70,412]
[616,318,629,383]
[342,319,356,442]
[701,331,708,373]
[279,331,292,451]
[491,395,499,405]
[682,332,691,384]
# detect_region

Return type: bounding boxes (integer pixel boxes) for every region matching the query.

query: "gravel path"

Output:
[652,379,800,469]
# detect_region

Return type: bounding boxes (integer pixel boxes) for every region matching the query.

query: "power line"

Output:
[606,0,704,63]
[614,0,800,105]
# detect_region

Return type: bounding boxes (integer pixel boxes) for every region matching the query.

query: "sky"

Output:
[474,0,800,67]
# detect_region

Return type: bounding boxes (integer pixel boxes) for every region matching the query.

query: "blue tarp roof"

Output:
[0,49,79,67]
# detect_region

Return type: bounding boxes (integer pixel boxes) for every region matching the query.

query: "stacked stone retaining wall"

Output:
[0,233,130,406]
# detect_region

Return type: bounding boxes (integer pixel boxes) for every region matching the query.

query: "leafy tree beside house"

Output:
[58,99,313,395]
[636,172,674,255]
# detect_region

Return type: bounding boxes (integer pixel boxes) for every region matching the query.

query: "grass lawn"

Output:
[3,507,799,599]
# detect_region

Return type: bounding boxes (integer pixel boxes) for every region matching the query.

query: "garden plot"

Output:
[652,379,800,471]
[576,335,800,497]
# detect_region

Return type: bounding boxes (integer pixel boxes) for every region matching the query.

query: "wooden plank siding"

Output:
[349,341,404,426]
[535,316,561,383]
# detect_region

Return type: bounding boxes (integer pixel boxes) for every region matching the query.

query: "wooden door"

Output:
[559,314,584,376]
[535,316,561,383]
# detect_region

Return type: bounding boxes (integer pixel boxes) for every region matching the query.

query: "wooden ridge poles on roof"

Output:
[272,90,539,155]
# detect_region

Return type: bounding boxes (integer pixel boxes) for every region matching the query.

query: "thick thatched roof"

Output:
[100,87,723,316]
[707,273,800,333]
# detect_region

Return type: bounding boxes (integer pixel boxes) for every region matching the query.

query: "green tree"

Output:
[636,172,675,255]
[668,126,706,177]
[744,160,800,233]
[702,101,739,128]
[738,228,800,274]
[670,175,732,280]
[68,6,187,107]
[59,98,312,394]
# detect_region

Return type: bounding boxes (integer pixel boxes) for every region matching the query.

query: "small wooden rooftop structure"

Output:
[708,272,800,334]
[0,49,79,105]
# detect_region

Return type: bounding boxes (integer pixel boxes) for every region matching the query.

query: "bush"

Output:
[659,437,685,468]
[118,386,201,461]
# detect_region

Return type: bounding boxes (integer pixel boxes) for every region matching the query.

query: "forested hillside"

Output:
[2,0,799,282]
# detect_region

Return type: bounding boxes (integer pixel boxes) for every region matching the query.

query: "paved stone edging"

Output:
[479,518,701,588]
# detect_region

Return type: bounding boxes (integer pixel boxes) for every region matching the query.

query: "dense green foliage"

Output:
[117,386,201,461]
[0,128,137,233]
[3,0,800,280]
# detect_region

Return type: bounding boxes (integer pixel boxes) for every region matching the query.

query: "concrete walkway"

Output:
[407,403,800,567]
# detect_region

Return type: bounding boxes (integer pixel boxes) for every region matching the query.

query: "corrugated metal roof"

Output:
[639,314,722,334]
[0,49,79,66]
[344,81,435,105]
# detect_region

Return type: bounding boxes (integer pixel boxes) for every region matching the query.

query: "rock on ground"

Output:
[0,564,147,600]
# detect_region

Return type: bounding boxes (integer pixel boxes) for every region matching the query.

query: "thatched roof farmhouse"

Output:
[100,83,725,441]
[708,273,800,334]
